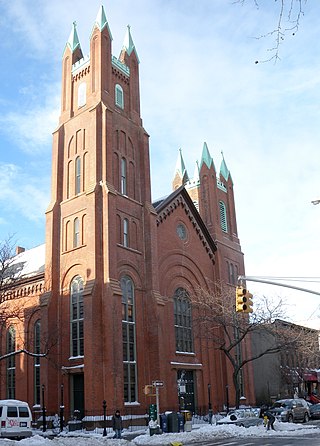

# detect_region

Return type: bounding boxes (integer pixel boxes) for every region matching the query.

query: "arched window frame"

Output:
[75,156,81,195]
[219,200,228,233]
[78,82,86,108]
[121,157,127,195]
[121,276,137,403]
[174,288,193,353]
[115,84,124,109]
[123,218,129,247]
[70,276,84,357]
[6,326,16,399]
[73,217,80,248]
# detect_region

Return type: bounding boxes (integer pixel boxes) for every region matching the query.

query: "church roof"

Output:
[154,186,217,261]
[122,25,140,62]
[174,148,189,181]
[220,152,233,183]
[92,5,113,37]
[200,142,215,170]
[10,244,45,279]
[67,21,82,53]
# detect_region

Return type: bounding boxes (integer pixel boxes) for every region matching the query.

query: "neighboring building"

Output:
[0,6,253,419]
[252,319,320,405]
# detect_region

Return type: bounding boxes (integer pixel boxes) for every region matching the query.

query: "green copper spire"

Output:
[200,142,214,170]
[122,25,140,62]
[174,148,189,181]
[67,21,81,53]
[93,5,112,38]
[220,151,232,182]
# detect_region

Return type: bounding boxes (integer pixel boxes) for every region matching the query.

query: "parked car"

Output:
[270,399,310,423]
[0,399,32,439]
[310,403,320,420]
[217,408,263,428]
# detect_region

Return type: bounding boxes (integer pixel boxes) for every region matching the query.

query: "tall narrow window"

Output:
[121,276,137,403]
[121,158,127,195]
[219,200,228,233]
[34,320,41,405]
[174,288,193,353]
[75,156,81,195]
[73,217,80,248]
[6,326,16,399]
[123,218,129,247]
[115,84,124,109]
[70,276,84,357]
[78,82,86,108]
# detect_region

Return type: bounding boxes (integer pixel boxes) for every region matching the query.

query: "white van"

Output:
[0,399,32,438]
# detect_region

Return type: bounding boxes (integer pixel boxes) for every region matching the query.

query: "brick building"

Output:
[0,6,253,419]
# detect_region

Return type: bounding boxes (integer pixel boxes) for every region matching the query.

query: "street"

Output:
[185,434,320,446]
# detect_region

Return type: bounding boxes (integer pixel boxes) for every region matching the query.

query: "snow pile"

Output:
[132,422,320,444]
[0,422,319,445]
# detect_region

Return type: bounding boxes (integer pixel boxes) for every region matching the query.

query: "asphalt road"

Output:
[184,435,320,446]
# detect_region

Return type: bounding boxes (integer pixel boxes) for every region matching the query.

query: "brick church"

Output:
[0,6,254,418]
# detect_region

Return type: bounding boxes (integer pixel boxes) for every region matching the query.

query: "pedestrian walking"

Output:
[112,409,123,439]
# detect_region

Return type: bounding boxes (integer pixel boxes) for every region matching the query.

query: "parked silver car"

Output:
[270,399,310,423]
[217,408,263,428]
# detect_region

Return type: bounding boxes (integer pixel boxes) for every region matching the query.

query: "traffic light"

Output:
[236,286,253,313]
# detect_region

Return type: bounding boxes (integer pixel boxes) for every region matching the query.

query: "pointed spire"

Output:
[174,148,189,181]
[93,5,112,38]
[200,142,214,170]
[193,160,200,184]
[122,25,140,62]
[220,151,232,183]
[67,21,82,53]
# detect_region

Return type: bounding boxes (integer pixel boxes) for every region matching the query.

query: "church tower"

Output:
[43,6,159,415]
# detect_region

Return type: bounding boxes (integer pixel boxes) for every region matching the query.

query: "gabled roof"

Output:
[154,186,217,262]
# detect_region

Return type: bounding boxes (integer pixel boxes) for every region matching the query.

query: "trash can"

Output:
[149,419,160,436]
[181,410,192,432]
[160,413,168,433]
[167,412,179,433]
[177,412,184,432]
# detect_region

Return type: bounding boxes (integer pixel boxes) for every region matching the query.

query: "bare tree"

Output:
[235,0,306,62]
[191,282,315,407]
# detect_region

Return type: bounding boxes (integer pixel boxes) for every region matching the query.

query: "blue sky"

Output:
[1,0,320,326]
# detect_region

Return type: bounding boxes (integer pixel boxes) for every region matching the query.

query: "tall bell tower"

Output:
[43,6,159,414]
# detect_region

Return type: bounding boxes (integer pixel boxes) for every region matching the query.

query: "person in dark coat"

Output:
[264,410,276,430]
[112,410,123,439]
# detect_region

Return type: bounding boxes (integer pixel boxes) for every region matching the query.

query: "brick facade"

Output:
[0,6,254,419]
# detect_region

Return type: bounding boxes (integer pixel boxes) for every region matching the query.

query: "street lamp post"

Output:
[60,384,64,432]
[42,384,46,432]
[226,385,229,414]
[102,400,107,437]
[207,384,213,423]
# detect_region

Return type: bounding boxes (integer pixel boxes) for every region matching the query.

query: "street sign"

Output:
[152,380,164,387]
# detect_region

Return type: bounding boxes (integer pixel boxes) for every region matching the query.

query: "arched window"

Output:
[75,156,81,195]
[115,84,124,109]
[73,217,80,248]
[174,288,193,353]
[123,218,129,247]
[219,200,228,233]
[121,158,127,195]
[70,276,84,357]
[78,82,86,108]
[121,276,137,403]
[34,320,41,405]
[6,326,16,398]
